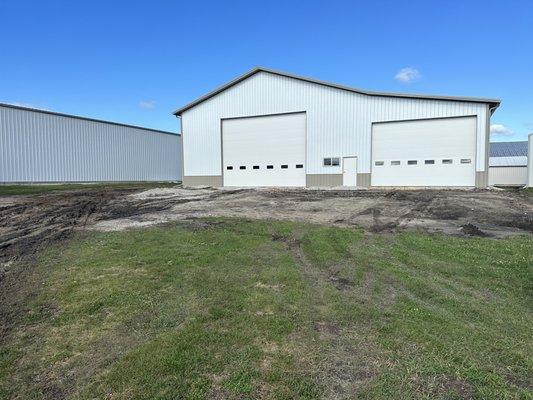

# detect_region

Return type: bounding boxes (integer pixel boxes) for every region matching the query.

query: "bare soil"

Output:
[1,186,532,265]
[94,187,532,237]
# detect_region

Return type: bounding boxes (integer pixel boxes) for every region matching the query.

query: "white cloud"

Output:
[490,124,514,137]
[395,67,421,84]
[139,100,156,110]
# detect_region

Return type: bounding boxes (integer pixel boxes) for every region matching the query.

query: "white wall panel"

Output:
[489,156,527,167]
[489,167,527,186]
[0,105,182,183]
[182,71,489,177]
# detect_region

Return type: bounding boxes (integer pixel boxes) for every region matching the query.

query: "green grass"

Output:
[1,219,531,399]
[0,181,180,196]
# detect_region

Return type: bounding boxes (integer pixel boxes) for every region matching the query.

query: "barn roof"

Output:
[173,67,501,116]
[489,141,529,167]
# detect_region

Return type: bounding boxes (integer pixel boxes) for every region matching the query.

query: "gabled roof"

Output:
[490,141,528,157]
[173,67,501,116]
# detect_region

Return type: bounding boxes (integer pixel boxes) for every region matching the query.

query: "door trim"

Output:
[342,156,358,187]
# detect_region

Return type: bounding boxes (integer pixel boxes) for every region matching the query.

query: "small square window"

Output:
[281,165,288,169]
[323,158,332,166]
[391,161,401,166]
[239,166,246,170]
[267,165,274,169]
[226,166,233,170]
[375,161,384,166]
[425,160,435,165]
[332,158,340,166]
[408,160,417,165]
[296,164,303,168]
[442,159,453,164]
[253,165,260,169]
[460,159,471,164]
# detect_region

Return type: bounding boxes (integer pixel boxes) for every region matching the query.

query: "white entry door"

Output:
[222,113,306,187]
[343,157,358,186]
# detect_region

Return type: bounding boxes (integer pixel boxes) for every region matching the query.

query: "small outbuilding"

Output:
[174,67,500,188]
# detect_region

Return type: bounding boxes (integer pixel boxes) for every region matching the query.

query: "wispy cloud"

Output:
[395,67,421,84]
[139,100,156,110]
[490,124,514,137]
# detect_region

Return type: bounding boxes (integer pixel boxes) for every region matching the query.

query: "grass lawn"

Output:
[0,219,531,399]
[0,182,180,196]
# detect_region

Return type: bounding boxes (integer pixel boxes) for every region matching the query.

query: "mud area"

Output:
[1,187,532,265]
[94,187,532,238]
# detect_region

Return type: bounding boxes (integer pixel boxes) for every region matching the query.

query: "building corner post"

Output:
[527,133,533,188]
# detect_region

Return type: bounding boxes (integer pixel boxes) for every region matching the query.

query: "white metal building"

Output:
[1,103,182,183]
[489,140,529,187]
[174,67,500,188]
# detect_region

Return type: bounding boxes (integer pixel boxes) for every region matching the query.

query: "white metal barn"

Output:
[174,67,500,188]
[0,103,182,183]
[489,140,529,187]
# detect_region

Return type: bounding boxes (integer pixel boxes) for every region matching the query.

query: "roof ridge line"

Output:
[173,67,501,116]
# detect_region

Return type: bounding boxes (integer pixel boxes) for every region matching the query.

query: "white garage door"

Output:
[222,113,306,187]
[371,116,477,187]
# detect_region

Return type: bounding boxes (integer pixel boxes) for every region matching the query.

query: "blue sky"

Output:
[1,0,531,141]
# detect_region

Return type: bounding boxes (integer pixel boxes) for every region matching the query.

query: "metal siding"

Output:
[489,167,528,186]
[182,72,489,177]
[489,156,528,167]
[0,105,183,182]
[528,134,533,188]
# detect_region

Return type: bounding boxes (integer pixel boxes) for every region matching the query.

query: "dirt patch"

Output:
[328,274,354,291]
[428,375,475,399]
[271,233,302,250]
[461,223,489,237]
[313,321,340,337]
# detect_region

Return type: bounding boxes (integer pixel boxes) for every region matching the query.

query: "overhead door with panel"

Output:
[222,113,306,187]
[371,116,477,187]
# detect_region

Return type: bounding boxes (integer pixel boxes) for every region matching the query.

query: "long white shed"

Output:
[0,103,182,183]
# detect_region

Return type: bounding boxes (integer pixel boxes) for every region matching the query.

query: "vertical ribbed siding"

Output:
[182,72,489,176]
[0,105,183,182]
[488,167,527,186]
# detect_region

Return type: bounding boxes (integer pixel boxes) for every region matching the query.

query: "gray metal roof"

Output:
[489,141,529,167]
[173,67,501,116]
[490,141,528,157]
[489,156,527,167]
[0,102,180,136]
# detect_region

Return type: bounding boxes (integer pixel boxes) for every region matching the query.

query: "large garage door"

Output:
[371,116,477,187]
[222,113,306,187]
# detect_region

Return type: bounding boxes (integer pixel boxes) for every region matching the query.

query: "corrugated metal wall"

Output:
[182,71,488,176]
[489,167,527,186]
[0,105,182,182]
